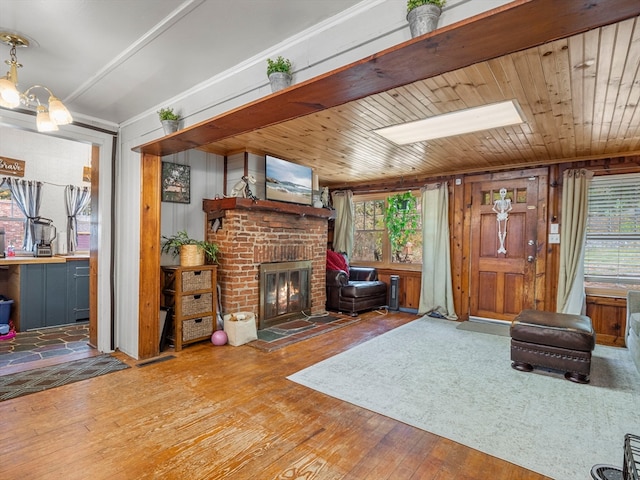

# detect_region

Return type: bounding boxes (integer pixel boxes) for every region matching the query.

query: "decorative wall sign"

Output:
[492,187,512,254]
[82,166,91,182]
[0,156,25,177]
[161,162,190,203]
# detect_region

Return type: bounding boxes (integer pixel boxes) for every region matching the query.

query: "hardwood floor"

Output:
[0,311,550,479]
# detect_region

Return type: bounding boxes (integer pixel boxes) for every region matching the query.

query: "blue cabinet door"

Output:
[20,263,68,330]
[67,260,89,321]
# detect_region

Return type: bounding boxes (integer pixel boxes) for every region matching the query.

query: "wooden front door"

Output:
[468,174,546,321]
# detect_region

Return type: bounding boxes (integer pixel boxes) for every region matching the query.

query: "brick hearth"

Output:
[203,198,332,327]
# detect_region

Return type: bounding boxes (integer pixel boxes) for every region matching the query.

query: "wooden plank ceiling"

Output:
[137,0,640,188]
[199,16,640,186]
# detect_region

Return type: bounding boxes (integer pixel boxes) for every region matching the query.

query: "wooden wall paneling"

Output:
[534,170,548,311]
[401,271,422,310]
[586,295,627,346]
[545,164,561,312]
[138,153,162,359]
[451,178,466,320]
[377,269,421,311]
[460,177,473,321]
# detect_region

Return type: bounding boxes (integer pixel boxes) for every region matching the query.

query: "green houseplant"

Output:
[157,107,181,135]
[407,0,446,38]
[407,0,446,10]
[161,230,218,266]
[266,56,293,93]
[384,191,419,263]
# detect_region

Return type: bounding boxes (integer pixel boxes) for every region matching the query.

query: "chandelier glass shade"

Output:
[0,32,73,132]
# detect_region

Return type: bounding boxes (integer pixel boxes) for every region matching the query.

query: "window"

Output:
[0,184,26,249]
[352,198,385,262]
[75,203,91,251]
[585,173,640,293]
[351,193,422,268]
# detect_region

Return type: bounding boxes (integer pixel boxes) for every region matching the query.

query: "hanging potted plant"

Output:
[407,0,446,38]
[157,107,181,135]
[384,191,419,263]
[161,230,219,266]
[267,56,293,93]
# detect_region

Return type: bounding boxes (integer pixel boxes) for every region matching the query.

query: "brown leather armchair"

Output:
[326,266,387,316]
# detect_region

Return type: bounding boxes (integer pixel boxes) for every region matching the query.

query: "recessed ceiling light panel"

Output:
[375,100,526,145]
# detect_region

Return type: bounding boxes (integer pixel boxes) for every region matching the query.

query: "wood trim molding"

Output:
[138,153,162,359]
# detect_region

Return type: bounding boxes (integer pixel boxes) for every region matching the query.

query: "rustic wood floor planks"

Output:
[0,311,550,479]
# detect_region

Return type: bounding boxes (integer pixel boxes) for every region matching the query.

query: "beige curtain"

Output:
[332,190,354,257]
[418,183,457,320]
[557,169,594,314]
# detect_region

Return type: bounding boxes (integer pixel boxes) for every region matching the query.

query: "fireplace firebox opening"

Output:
[259,260,312,329]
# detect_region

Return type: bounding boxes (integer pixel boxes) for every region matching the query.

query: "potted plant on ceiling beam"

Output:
[158,107,181,135]
[384,191,419,263]
[407,0,446,38]
[267,56,293,93]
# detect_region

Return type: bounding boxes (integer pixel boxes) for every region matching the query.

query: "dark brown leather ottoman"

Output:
[510,309,596,384]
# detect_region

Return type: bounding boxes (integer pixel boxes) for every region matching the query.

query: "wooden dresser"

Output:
[160,265,217,351]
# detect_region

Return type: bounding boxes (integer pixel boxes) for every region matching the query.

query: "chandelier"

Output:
[0,32,73,132]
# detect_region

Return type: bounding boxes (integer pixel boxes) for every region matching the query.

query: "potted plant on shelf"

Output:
[161,230,219,266]
[407,0,446,38]
[384,191,419,263]
[157,107,181,135]
[266,56,293,93]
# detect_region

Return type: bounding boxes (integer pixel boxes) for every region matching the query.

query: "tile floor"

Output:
[0,323,91,369]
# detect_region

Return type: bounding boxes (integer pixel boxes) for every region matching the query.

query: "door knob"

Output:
[527,255,535,263]
[528,240,535,246]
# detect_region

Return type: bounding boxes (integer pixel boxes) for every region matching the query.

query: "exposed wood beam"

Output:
[134,0,640,157]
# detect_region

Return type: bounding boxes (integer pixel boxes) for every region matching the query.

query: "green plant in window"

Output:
[385,191,419,263]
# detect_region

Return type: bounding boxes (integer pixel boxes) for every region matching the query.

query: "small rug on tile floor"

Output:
[248,313,361,352]
[0,354,129,401]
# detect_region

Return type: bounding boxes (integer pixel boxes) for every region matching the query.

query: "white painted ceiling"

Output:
[0,0,363,125]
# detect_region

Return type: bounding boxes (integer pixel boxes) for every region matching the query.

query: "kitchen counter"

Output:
[0,255,90,330]
[0,254,89,266]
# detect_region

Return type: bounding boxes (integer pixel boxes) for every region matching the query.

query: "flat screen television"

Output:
[265,154,313,205]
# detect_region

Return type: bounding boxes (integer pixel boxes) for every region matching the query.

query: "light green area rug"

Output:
[456,319,511,336]
[288,317,640,480]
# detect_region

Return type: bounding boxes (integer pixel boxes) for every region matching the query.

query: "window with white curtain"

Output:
[584,172,640,293]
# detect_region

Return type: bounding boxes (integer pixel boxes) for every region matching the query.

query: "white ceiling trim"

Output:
[120,0,382,128]
[64,0,206,105]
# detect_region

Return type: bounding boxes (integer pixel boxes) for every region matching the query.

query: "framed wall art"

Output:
[161,162,190,203]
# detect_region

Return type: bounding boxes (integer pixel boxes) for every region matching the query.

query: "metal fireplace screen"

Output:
[259,260,311,329]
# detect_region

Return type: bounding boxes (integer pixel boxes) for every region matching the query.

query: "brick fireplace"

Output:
[203,197,331,329]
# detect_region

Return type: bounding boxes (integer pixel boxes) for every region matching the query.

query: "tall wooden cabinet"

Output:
[160,265,217,351]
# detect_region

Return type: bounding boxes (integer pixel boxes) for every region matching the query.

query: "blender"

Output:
[32,217,57,257]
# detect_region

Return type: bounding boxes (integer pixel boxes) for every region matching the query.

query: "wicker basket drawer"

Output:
[181,269,212,292]
[181,293,213,317]
[182,316,213,342]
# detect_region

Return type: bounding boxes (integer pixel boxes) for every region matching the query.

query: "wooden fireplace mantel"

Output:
[202,197,335,220]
